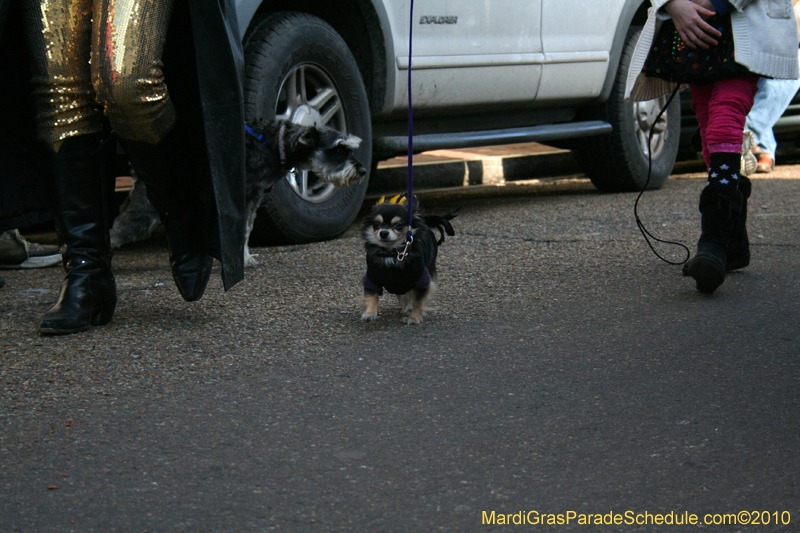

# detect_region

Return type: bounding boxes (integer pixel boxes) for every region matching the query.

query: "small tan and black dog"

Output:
[361,196,457,324]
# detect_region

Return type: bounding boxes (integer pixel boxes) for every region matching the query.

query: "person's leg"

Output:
[20,0,103,151]
[92,0,212,302]
[746,77,800,156]
[38,131,117,334]
[21,0,117,334]
[91,0,176,144]
[727,175,751,271]
[704,77,758,159]
[690,83,714,168]
[686,77,759,293]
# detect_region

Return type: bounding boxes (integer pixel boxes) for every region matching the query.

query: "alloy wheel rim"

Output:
[633,96,669,160]
[276,63,348,204]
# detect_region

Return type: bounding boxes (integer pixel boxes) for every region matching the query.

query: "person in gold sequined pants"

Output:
[21,0,177,150]
[19,0,238,334]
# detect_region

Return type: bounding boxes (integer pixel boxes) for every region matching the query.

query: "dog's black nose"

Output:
[358,166,367,177]
[379,230,390,239]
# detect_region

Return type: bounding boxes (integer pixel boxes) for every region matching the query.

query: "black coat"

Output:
[0,0,52,233]
[0,0,246,290]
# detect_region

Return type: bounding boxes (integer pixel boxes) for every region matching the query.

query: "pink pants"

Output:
[690,77,760,167]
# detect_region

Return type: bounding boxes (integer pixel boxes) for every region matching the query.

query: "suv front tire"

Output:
[243,11,373,244]
[572,27,681,192]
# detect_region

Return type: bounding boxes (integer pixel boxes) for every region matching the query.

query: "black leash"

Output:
[634,84,691,266]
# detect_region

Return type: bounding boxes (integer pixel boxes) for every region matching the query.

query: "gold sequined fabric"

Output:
[92,0,176,143]
[21,0,176,148]
[21,0,102,150]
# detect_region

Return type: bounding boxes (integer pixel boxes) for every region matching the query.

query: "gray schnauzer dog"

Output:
[110,119,367,266]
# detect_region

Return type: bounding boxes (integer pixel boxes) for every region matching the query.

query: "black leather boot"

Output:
[685,181,743,293]
[40,133,117,335]
[118,129,212,302]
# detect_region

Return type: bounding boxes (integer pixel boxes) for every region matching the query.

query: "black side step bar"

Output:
[373,120,612,159]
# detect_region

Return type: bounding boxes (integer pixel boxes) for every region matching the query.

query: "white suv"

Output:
[236,0,679,244]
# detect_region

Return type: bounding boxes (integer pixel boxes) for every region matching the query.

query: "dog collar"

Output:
[245,123,267,146]
[245,123,288,166]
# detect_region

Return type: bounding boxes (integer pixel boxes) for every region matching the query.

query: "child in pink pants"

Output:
[627,0,799,293]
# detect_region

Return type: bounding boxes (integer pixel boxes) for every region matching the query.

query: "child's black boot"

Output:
[682,174,751,276]
[685,153,743,293]
[726,175,751,271]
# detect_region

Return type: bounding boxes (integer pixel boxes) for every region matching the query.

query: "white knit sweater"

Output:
[626,0,800,101]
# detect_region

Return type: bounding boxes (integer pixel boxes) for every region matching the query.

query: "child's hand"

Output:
[691,0,717,13]
[663,0,722,49]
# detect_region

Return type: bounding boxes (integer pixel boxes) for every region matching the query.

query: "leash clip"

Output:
[397,234,414,262]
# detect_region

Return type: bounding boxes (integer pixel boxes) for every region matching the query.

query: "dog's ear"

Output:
[297,126,321,147]
[336,135,362,150]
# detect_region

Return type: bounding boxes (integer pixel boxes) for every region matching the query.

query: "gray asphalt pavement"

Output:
[2,164,800,532]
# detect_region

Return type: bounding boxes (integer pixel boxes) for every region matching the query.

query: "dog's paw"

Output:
[362,311,378,322]
[244,253,259,268]
[403,315,423,325]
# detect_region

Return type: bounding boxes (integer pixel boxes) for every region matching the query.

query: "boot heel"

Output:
[91,298,117,326]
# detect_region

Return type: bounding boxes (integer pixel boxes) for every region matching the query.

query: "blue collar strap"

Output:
[245,123,267,146]
[246,123,287,166]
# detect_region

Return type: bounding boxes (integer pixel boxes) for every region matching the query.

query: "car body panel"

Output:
[388,0,543,112]
[536,1,626,104]
[236,0,635,116]
[235,0,258,35]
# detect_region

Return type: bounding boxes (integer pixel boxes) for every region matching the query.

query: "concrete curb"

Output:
[368,144,582,195]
